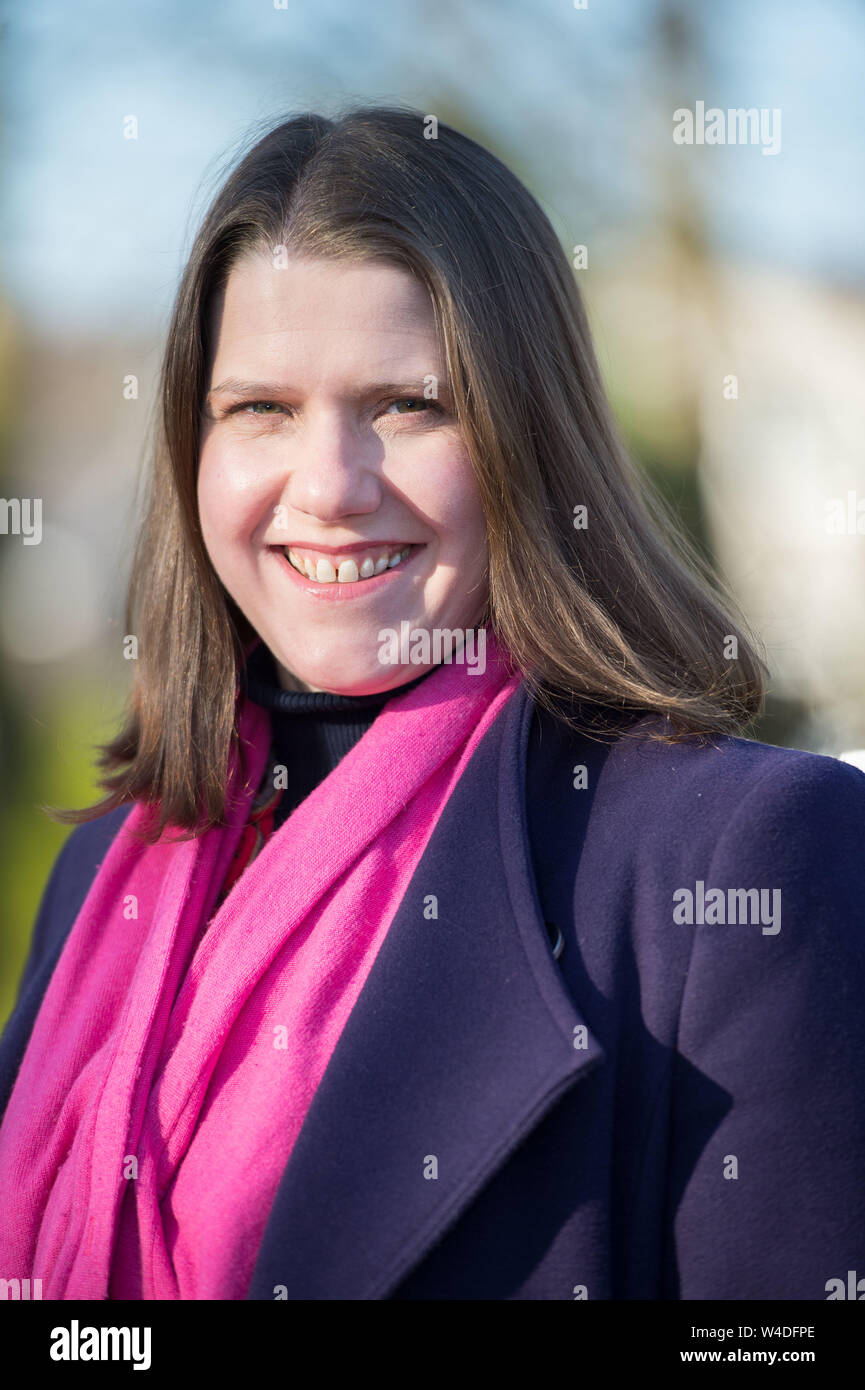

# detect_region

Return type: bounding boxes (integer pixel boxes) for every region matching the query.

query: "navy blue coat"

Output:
[2,683,864,1300]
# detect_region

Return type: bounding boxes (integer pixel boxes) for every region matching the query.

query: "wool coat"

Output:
[1,682,864,1300]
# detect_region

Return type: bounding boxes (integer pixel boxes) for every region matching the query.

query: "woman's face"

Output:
[197,252,489,694]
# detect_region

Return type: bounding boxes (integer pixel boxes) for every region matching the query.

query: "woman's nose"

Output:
[281,409,382,521]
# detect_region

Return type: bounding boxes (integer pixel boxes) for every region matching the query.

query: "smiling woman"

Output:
[0,105,863,1304]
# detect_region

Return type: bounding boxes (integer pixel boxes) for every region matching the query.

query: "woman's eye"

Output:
[218,400,292,425]
[387,397,435,415]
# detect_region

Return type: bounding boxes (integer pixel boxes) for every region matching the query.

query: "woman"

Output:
[0,106,863,1302]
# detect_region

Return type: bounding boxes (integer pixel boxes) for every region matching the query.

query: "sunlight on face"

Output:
[197,253,489,694]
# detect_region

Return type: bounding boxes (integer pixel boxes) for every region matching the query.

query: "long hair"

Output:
[49,103,767,842]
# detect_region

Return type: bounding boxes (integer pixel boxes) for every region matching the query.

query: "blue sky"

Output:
[2,0,863,333]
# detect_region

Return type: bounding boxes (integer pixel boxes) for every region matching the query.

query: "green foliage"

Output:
[0,684,120,1028]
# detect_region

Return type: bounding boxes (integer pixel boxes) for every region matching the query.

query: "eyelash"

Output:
[224,396,444,421]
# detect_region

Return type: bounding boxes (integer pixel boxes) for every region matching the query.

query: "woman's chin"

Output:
[278,661,430,698]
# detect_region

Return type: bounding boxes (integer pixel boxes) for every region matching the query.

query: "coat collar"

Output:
[247,682,605,1299]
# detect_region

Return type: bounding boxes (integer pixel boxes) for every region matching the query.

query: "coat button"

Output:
[545,920,565,960]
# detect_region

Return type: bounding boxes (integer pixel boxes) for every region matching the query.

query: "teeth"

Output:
[285,546,411,583]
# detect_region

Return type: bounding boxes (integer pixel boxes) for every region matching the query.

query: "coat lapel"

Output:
[248,683,605,1300]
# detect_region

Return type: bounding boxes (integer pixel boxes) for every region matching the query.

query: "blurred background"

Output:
[1,0,864,1025]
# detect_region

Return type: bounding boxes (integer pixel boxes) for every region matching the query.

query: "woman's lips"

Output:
[286,542,411,582]
[269,543,424,601]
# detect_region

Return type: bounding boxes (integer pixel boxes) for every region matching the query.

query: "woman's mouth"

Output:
[283,543,414,584]
[269,542,424,600]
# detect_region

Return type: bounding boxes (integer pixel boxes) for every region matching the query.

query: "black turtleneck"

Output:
[241,642,436,829]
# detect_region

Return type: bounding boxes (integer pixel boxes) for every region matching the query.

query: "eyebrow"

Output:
[206,377,449,402]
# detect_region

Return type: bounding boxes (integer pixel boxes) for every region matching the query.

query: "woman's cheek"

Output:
[394,433,484,535]
[198,445,264,555]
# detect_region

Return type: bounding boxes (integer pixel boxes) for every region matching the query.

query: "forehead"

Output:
[207,252,443,383]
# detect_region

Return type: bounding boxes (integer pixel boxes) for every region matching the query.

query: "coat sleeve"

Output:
[664,751,865,1299]
[13,829,79,1003]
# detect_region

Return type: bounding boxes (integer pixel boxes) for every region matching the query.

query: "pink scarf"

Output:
[0,633,520,1299]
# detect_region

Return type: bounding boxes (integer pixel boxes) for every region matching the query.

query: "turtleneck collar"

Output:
[238,641,441,828]
[241,640,436,715]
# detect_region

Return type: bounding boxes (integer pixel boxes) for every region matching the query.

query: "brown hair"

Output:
[50,103,767,842]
